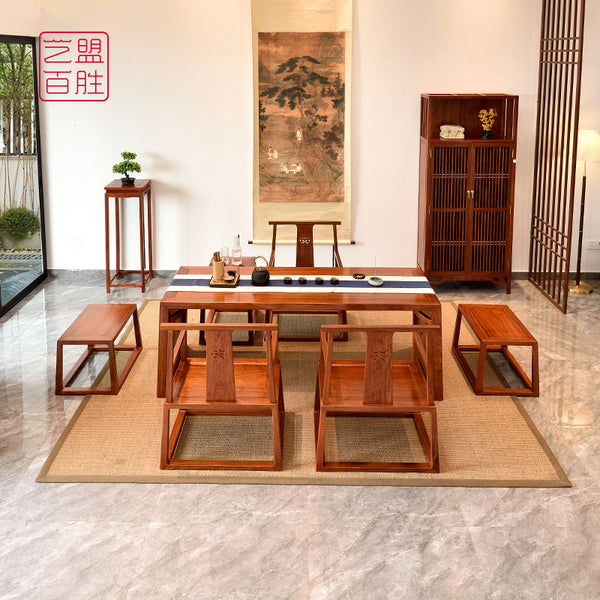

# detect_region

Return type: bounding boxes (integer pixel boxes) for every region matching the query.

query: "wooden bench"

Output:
[56,304,142,395]
[452,304,539,397]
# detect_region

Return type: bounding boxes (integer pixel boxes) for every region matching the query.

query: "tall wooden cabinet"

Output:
[417,94,518,292]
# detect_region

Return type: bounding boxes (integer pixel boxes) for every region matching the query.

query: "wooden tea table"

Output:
[156,266,444,401]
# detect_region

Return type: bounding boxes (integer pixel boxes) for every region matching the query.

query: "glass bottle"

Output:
[231,234,243,265]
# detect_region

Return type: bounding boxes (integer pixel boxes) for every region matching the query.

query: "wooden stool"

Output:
[56,304,142,395]
[452,304,539,397]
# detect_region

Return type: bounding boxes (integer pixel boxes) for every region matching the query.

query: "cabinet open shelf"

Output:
[420,93,518,140]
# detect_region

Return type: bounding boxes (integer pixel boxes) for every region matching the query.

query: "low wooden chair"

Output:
[314,324,440,472]
[268,220,343,268]
[266,220,347,341]
[160,322,284,470]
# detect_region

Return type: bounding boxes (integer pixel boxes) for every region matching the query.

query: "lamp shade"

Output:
[577,130,600,163]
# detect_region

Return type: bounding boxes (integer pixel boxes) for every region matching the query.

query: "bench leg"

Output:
[532,343,539,396]
[56,344,101,395]
[451,309,463,352]
[475,343,487,395]
[108,342,119,394]
[55,342,64,394]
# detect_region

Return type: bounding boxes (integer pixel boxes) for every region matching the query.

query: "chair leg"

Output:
[313,370,321,446]
[429,409,439,472]
[315,407,327,471]
[272,406,283,470]
[269,372,285,470]
[160,405,171,469]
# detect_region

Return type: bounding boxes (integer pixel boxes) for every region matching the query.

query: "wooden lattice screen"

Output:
[529,0,586,312]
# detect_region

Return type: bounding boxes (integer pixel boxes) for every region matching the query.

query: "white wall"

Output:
[1,0,40,34]
[4,0,598,272]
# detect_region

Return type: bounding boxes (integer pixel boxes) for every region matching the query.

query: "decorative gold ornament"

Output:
[478,108,497,132]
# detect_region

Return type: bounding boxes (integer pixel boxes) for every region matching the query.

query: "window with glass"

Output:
[0,35,46,316]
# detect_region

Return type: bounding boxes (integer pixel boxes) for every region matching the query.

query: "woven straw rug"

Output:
[37,301,570,487]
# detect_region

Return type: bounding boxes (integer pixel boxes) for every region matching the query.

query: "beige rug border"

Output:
[37,300,571,488]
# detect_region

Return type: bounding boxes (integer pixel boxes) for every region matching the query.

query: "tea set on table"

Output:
[209,251,270,288]
[210,244,384,288]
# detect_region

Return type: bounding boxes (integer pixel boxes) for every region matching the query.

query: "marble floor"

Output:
[1,271,599,600]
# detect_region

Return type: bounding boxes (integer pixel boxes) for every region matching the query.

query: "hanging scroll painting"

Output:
[252,0,352,243]
[258,31,345,203]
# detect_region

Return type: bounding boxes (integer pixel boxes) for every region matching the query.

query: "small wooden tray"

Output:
[209,274,239,288]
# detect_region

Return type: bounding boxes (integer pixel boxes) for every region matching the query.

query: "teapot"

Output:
[251,255,270,286]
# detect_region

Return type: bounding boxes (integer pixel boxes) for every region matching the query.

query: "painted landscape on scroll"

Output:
[258,32,345,203]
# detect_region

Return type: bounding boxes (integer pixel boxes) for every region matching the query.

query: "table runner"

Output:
[167,274,435,294]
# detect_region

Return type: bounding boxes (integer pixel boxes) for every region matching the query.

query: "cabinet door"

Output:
[471,145,513,274]
[430,145,469,272]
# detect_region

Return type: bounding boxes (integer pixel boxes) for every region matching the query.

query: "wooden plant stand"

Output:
[104,179,153,293]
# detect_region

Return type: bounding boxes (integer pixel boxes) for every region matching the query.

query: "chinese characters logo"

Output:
[39,32,109,101]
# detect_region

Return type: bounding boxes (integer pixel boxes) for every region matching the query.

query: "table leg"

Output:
[431,305,444,402]
[139,194,146,292]
[147,189,153,280]
[115,197,121,280]
[104,195,110,293]
[415,306,444,402]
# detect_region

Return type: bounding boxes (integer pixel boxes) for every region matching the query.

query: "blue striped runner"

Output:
[168,274,435,294]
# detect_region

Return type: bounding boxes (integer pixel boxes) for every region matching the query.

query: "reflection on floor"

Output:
[0,271,599,599]
[0,250,43,306]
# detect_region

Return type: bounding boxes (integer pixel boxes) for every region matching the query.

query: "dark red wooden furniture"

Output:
[452,303,539,396]
[56,303,142,395]
[157,266,444,405]
[104,179,153,293]
[267,220,343,268]
[314,324,439,472]
[267,220,346,341]
[418,94,518,292]
[160,322,284,470]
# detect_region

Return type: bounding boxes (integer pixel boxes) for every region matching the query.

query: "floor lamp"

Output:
[569,129,600,295]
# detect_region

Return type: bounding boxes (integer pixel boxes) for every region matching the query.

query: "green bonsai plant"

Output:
[112,151,141,185]
[0,207,40,242]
